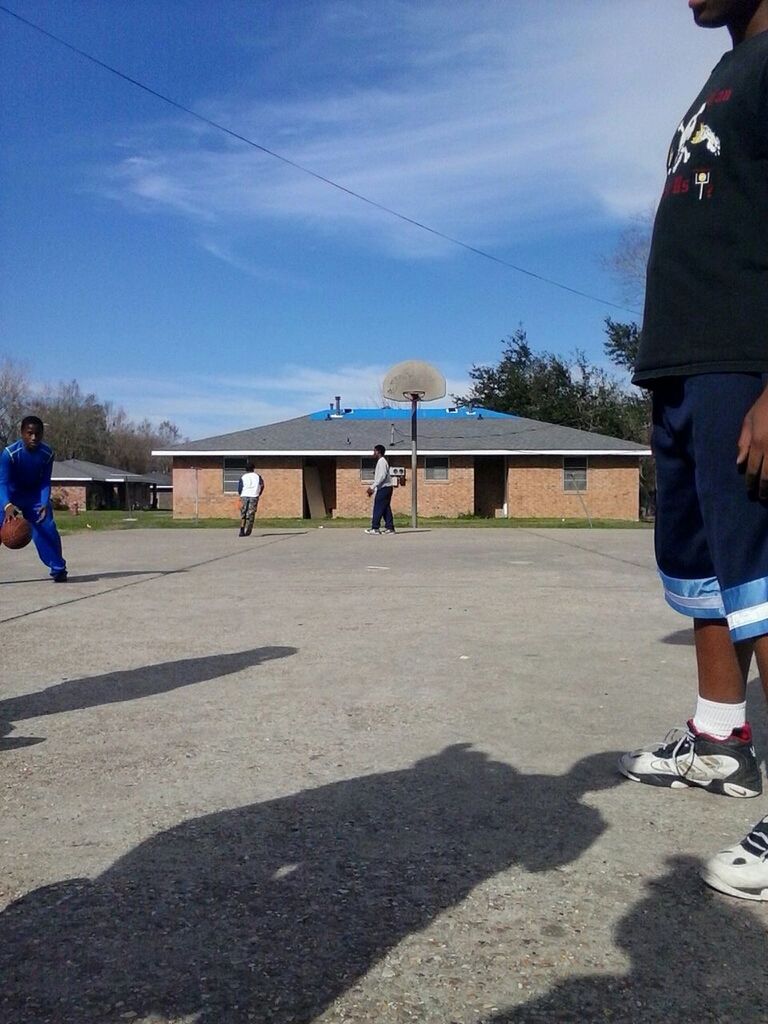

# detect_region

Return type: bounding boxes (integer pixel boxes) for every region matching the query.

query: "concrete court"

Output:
[1,525,767,1023]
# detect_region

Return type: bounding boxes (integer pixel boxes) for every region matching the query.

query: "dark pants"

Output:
[371,486,394,531]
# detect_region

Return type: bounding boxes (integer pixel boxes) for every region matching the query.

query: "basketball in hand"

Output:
[1,515,32,550]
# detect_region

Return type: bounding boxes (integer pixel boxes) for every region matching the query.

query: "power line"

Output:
[1,4,641,316]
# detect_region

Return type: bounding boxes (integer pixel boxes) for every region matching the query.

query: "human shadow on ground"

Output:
[66,570,188,583]
[0,647,297,748]
[479,855,768,1023]
[0,570,187,585]
[659,627,695,645]
[251,531,309,538]
[0,744,622,1023]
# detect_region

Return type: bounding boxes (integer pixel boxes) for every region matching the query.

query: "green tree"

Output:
[459,327,646,442]
[602,320,654,516]
[603,317,641,372]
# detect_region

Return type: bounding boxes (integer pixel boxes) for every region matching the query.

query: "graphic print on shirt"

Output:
[667,102,721,176]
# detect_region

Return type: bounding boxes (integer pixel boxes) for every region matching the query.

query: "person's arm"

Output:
[0,448,18,517]
[737,384,768,499]
[238,475,244,496]
[257,475,265,496]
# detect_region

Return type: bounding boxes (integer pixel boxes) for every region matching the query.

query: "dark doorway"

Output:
[474,456,506,518]
[303,459,336,519]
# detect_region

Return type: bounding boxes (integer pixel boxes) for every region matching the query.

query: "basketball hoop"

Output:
[381,361,446,528]
[382,361,446,404]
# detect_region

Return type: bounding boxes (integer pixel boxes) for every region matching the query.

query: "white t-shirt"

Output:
[240,472,263,499]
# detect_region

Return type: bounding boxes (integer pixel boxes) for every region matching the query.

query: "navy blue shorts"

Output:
[653,373,768,642]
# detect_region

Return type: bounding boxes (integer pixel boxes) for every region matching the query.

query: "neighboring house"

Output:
[141,471,174,511]
[154,405,651,521]
[51,459,172,512]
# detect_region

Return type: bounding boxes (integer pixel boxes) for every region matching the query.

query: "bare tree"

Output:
[37,380,108,462]
[604,207,655,310]
[0,358,32,447]
[150,420,182,473]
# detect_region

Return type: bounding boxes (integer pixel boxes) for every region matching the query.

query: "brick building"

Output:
[51,459,172,512]
[156,406,650,521]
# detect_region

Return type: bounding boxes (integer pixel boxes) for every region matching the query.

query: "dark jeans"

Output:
[371,486,394,531]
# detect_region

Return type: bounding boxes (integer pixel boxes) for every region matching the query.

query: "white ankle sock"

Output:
[693,696,746,739]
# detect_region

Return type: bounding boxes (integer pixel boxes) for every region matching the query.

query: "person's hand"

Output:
[737,386,768,499]
[3,502,19,520]
[367,487,374,496]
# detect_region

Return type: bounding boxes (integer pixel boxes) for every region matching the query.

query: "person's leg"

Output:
[695,621,751,702]
[620,377,760,795]
[693,374,768,898]
[27,507,67,578]
[239,499,247,536]
[704,631,768,899]
[752,636,768,704]
[382,488,394,531]
[244,498,258,536]
[371,490,385,530]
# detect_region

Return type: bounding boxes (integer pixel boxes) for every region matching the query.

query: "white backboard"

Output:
[382,360,446,402]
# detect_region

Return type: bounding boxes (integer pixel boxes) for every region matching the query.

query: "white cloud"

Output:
[96,1,726,262]
[82,364,470,439]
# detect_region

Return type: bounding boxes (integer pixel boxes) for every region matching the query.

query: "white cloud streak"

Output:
[82,364,471,439]
[97,1,726,264]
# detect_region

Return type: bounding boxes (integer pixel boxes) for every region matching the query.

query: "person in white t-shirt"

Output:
[238,461,264,537]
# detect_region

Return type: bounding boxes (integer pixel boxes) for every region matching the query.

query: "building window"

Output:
[223,458,248,492]
[360,458,376,482]
[563,456,587,491]
[425,457,449,481]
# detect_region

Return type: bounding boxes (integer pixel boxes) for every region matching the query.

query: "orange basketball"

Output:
[1,515,32,550]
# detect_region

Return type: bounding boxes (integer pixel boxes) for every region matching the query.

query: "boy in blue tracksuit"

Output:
[0,416,67,581]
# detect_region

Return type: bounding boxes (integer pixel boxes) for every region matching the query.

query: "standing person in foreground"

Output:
[238,461,264,537]
[365,444,395,535]
[619,0,768,900]
[0,416,67,581]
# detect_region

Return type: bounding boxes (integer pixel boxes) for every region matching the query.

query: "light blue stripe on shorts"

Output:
[659,570,725,619]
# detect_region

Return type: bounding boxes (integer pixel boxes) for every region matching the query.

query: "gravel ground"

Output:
[1,526,767,1023]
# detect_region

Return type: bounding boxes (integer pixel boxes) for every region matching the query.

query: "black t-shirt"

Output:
[633,31,768,385]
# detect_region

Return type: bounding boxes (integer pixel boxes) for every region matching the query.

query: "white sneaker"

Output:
[364,528,381,535]
[702,816,768,901]
[618,721,762,798]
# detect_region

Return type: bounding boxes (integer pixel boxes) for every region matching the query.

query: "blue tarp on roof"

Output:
[308,406,514,421]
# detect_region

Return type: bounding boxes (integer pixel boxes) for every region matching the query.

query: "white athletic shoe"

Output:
[618,721,762,798]
[364,528,381,535]
[702,816,768,901]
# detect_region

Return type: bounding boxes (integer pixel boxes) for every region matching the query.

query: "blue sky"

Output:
[1,1,727,439]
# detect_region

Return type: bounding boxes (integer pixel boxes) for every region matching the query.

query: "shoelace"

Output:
[660,726,697,778]
[742,818,768,861]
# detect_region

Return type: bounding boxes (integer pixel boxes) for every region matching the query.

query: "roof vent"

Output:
[330,395,345,418]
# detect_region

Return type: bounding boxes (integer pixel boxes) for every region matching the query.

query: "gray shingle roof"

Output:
[155,410,650,456]
[52,459,164,484]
